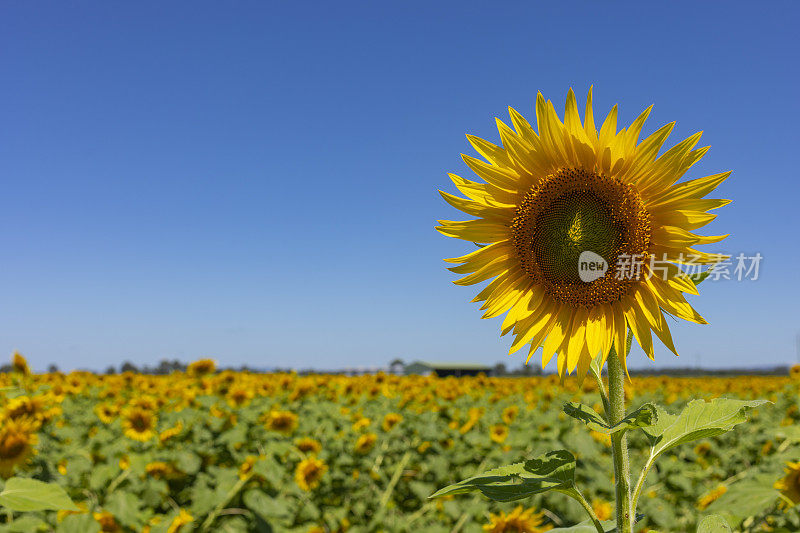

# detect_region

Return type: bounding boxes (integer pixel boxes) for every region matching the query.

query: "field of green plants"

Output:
[1,364,798,532]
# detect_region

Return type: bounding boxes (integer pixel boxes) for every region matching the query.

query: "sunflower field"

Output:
[1,357,799,533]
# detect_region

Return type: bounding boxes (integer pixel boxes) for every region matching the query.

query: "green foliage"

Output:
[696,514,732,532]
[429,450,576,501]
[643,398,769,460]
[0,478,78,512]
[563,402,657,434]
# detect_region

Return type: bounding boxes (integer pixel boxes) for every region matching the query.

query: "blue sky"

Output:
[1,2,798,372]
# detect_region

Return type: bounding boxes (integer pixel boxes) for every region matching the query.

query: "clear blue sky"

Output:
[1,2,798,372]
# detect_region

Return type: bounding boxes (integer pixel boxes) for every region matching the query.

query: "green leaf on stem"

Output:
[564,402,657,434]
[643,398,769,458]
[429,450,576,502]
[0,477,79,512]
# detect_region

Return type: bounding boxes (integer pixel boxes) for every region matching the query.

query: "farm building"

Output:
[404,361,492,377]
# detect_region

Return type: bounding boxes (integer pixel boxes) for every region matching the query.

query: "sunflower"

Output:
[354,432,377,454]
[0,416,38,478]
[437,88,729,377]
[158,420,184,445]
[295,456,327,491]
[3,395,47,428]
[265,410,298,435]
[774,462,800,506]
[697,484,727,510]
[167,509,194,533]
[592,498,613,521]
[95,402,119,424]
[296,437,323,454]
[483,505,551,532]
[11,351,30,375]
[490,423,509,443]
[382,412,403,431]
[93,511,121,533]
[187,358,216,377]
[121,407,157,442]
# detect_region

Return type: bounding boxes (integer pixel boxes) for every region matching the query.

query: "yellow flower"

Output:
[483,505,551,532]
[502,405,519,424]
[95,402,119,424]
[265,410,298,435]
[592,499,613,521]
[590,430,612,447]
[790,364,800,379]
[697,484,727,510]
[93,511,121,532]
[355,433,377,454]
[159,421,184,444]
[227,386,254,407]
[0,416,38,478]
[490,424,509,443]
[11,351,30,375]
[774,462,800,506]
[167,509,193,533]
[121,407,157,442]
[352,417,371,432]
[239,455,262,480]
[694,442,711,456]
[187,358,216,377]
[145,461,180,480]
[57,501,88,522]
[296,437,322,454]
[382,412,403,431]
[437,88,730,378]
[118,455,130,470]
[295,456,327,491]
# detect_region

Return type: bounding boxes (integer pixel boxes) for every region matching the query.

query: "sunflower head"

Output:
[11,352,30,375]
[265,410,298,435]
[93,511,121,533]
[167,509,194,533]
[295,456,327,491]
[354,432,377,454]
[592,499,613,521]
[187,358,216,377]
[774,462,800,506]
[490,423,509,443]
[0,416,38,478]
[382,412,403,431]
[438,88,730,378]
[483,505,550,532]
[296,437,322,454]
[122,407,157,442]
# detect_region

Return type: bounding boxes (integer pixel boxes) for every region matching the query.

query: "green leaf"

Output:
[696,514,732,533]
[429,450,575,502]
[564,402,657,434]
[643,398,769,459]
[706,474,780,524]
[549,519,616,532]
[0,478,79,512]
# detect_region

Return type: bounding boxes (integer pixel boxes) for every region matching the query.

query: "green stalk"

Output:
[607,348,633,533]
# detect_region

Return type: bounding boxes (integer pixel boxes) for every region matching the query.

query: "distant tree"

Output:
[104,365,116,375]
[120,361,139,373]
[493,362,508,376]
[47,364,60,373]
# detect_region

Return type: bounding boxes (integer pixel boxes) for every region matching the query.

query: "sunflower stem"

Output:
[607,348,633,533]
